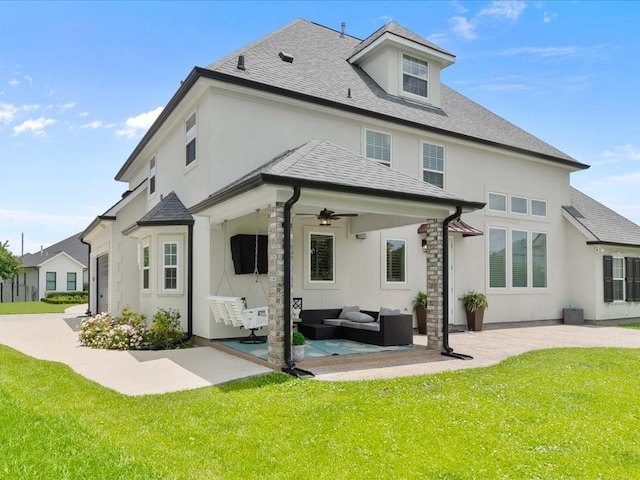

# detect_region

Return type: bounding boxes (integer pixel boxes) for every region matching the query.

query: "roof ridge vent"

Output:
[278,51,294,63]
[237,55,246,71]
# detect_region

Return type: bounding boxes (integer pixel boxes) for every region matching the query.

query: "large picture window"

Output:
[489,228,547,290]
[365,129,391,166]
[46,272,56,291]
[422,143,444,188]
[163,242,178,291]
[385,239,406,283]
[310,233,334,282]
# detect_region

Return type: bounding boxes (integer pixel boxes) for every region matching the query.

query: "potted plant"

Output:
[459,290,488,331]
[292,331,306,362]
[412,291,428,335]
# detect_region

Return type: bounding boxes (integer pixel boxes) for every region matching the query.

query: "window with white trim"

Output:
[512,230,528,288]
[402,54,428,98]
[149,158,156,195]
[489,228,548,290]
[489,228,507,288]
[162,242,178,291]
[385,239,406,283]
[309,233,334,283]
[185,113,196,166]
[142,244,150,291]
[532,233,547,288]
[365,129,391,166]
[66,272,77,291]
[612,257,625,301]
[531,199,547,217]
[488,193,507,212]
[422,143,444,188]
[511,196,528,214]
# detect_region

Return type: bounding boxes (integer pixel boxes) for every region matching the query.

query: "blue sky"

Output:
[1,1,639,255]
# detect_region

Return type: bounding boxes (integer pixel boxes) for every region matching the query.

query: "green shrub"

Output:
[148,308,186,349]
[292,331,306,346]
[42,291,88,304]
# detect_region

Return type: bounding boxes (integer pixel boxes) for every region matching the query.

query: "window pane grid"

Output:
[613,257,624,300]
[366,130,391,163]
[163,243,178,290]
[402,55,428,98]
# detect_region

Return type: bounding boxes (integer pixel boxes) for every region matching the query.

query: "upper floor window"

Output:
[365,129,391,166]
[402,54,428,98]
[385,239,406,283]
[185,113,197,167]
[66,272,77,291]
[531,199,547,217]
[149,157,156,195]
[488,193,507,212]
[422,143,444,188]
[511,196,528,215]
[309,233,334,283]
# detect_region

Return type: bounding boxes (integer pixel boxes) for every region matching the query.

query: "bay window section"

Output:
[310,233,334,283]
[163,242,178,291]
[142,244,150,291]
[489,228,507,288]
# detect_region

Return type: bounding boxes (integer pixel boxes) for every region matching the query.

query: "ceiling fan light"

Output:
[319,217,331,226]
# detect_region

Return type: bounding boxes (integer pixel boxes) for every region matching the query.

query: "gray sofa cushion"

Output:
[339,306,360,319]
[358,322,381,332]
[323,319,342,326]
[380,307,402,316]
[343,311,375,323]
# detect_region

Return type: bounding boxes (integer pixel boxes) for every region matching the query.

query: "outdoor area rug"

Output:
[220,338,411,361]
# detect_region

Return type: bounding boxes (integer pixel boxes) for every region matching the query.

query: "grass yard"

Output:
[621,323,640,329]
[1,346,639,479]
[0,301,81,315]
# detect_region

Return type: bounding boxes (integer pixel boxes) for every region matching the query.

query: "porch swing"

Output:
[207,211,269,344]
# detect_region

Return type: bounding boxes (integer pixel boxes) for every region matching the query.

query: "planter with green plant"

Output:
[412,291,428,335]
[459,290,488,331]
[292,331,306,362]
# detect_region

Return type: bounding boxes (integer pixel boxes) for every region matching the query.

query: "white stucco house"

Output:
[21,232,88,301]
[81,19,640,367]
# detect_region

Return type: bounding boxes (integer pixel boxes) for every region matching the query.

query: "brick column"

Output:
[425,218,444,351]
[267,202,286,365]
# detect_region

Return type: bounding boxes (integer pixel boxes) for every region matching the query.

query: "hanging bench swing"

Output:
[207,211,269,344]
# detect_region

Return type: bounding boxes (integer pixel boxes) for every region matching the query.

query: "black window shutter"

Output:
[625,257,634,302]
[603,255,614,303]
[634,258,640,301]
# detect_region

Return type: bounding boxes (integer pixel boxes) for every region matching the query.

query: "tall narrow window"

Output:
[422,143,444,188]
[163,242,178,290]
[489,228,506,288]
[612,257,624,301]
[365,130,391,166]
[385,239,406,283]
[402,54,428,98]
[310,233,334,282]
[149,158,156,194]
[185,113,196,166]
[142,244,150,290]
[46,272,56,291]
[66,272,77,291]
[532,233,547,288]
[512,230,528,288]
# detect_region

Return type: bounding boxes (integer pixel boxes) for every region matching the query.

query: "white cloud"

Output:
[379,15,393,23]
[452,16,477,41]
[115,106,163,139]
[82,120,115,129]
[8,78,19,87]
[24,74,33,86]
[603,145,640,162]
[543,11,557,23]
[591,172,640,187]
[78,111,89,117]
[12,117,56,137]
[497,46,578,58]
[479,1,526,21]
[22,103,41,112]
[0,103,18,124]
[59,102,76,111]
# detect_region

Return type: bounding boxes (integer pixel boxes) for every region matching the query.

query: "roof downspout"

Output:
[441,206,473,360]
[282,186,314,378]
[79,237,91,316]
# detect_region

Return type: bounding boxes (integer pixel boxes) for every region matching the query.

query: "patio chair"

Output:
[207,296,268,344]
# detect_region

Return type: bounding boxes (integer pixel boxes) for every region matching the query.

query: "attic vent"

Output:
[237,55,245,71]
[278,51,294,63]
[565,206,585,219]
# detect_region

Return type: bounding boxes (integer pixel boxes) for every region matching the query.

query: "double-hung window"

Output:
[149,158,156,195]
[489,228,547,290]
[163,242,178,291]
[66,272,77,291]
[422,143,444,188]
[385,239,406,283]
[309,233,334,283]
[185,113,196,166]
[365,129,391,166]
[402,54,428,98]
[46,272,56,291]
[604,256,640,302]
[142,244,150,291]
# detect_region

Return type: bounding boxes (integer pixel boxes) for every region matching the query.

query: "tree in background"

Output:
[0,241,22,280]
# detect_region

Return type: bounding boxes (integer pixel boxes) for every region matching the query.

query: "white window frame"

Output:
[159,238,182,294]
[185,112,197,168]
[149,157,156,196]
[384,238,407,286]
[400,54,429,101]
[532,231,548,289]
[511,230,528,289]
[487,192,507,213]
[531,199,547,217]
[488,228,507,289]
[510,195,528,215]
[141,242,150,292]
[421,142,445,188]
[364,128,392,166]
[308,232,335,284]
[612,257,625,302]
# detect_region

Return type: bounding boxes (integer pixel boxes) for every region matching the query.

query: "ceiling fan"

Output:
[296,208,358,226]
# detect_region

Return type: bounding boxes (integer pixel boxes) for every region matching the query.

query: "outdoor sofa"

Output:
[298,306,413,346]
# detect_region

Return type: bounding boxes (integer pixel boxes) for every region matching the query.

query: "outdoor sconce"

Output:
[319,217,331,226]
[421,239,428,253]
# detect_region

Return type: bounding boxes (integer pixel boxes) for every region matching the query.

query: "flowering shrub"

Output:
[148,308,186,349]
[78,308,149,350]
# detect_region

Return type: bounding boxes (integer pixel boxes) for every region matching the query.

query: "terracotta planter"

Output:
[415,306,427,334]
[465,308,484,331]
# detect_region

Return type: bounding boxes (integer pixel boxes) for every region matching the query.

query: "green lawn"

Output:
[621,323,640,329]
[1,346,639,479]
[0,301,81,315]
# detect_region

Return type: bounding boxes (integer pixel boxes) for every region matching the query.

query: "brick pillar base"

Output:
[425,218,444,351]
[267,203,286,365]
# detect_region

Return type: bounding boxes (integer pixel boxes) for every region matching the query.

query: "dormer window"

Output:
[402,54,428,98]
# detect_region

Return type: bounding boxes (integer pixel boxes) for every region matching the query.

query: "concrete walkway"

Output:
[2,305,640,394]
[0,305,272,396]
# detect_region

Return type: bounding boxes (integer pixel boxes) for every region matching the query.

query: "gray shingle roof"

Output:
[208,19,584,167]
[138,191,194,225]
[564,187,640,247]
[191,138,484,213]
[22,232,88,268]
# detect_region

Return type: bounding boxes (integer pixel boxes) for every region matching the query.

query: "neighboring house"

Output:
[81,19,635,366]
[21,232,88,300]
